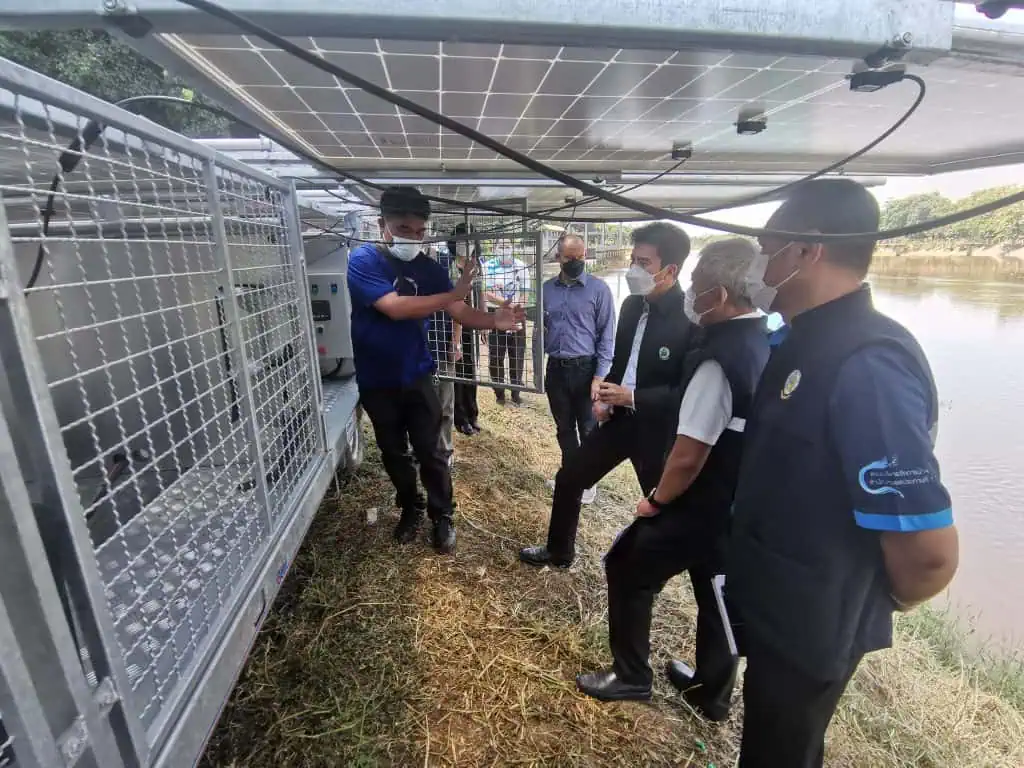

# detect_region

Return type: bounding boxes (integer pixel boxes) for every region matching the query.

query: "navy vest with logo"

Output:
[728,286,939,681]
[669,316,770,546]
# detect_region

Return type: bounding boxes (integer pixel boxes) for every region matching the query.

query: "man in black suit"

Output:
[520,222,696,568]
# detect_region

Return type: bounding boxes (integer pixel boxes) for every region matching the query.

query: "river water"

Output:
[602,269,1024,651]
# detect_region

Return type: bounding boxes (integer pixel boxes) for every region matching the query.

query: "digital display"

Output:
[311,300,332,322]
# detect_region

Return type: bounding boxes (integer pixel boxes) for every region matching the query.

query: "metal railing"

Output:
[0,57,329,767]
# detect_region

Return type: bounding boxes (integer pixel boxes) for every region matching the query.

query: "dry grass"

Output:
[201,396,1024,768]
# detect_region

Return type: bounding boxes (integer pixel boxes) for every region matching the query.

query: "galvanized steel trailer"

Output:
[0,57,361,768]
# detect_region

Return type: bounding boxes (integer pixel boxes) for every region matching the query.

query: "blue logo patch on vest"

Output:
[658,346,670,361]
[780,369,801,399]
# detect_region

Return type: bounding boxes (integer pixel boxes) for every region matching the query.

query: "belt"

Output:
[549,355,596,368]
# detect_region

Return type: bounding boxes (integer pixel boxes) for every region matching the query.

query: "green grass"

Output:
[202,395,1024,767]
[899,606,1024,714]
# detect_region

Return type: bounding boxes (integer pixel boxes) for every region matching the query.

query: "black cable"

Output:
[173,0,1024,244]
[112,93,239,123]
[687,74,927,215]
[27,95,240,290]
[322,358,344,378]
[315,186,541,245]
[26,174,60,289]
[540,157,688,220]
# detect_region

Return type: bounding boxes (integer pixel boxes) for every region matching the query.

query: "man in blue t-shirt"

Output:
[347,187,523,554]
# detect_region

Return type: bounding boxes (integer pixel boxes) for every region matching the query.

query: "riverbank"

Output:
[871,245,1024,281]
[200,396,1024,767]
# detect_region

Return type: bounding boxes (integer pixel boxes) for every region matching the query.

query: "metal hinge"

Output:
[55,678,120,766]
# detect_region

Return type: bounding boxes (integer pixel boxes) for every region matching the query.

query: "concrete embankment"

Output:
[871,245,1024,281]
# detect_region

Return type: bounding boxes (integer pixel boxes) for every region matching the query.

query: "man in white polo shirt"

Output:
[574,239,770,723]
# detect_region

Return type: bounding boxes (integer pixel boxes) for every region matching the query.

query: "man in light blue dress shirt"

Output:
[541,235,615,503]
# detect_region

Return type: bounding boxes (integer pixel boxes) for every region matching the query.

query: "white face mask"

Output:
[684,286,719,325]
[389,235,422,262]
[625,264,657,296]
[744,244,798,313]
[456,242,470,259]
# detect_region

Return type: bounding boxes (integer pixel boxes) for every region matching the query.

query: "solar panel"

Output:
[163,32,1024,180]
[13,1,1017,214]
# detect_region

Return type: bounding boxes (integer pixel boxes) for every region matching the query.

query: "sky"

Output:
[680,162,1024,239]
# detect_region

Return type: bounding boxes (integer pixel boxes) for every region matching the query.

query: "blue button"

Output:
[330,283,338,294]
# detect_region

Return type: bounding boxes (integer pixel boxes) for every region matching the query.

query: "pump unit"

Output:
[304,238,354,364]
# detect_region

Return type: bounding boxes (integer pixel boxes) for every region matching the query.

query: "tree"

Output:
[880,192,953,237]
[0,29,232,137]
[879,186,1024,248]
[944,186,1024,246]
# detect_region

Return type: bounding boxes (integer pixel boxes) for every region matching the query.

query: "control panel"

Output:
[304,243,353,361]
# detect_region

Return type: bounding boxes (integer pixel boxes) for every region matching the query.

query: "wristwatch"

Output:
[646,489,668,510]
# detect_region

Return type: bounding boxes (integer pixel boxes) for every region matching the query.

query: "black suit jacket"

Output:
[605,282,696,418]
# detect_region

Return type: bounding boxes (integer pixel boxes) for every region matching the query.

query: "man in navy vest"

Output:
[575,238,768,722]
[347,187,524,554]
[728,179,959,767]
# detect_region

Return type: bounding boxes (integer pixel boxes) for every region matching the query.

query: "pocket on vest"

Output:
[729,534,851,682]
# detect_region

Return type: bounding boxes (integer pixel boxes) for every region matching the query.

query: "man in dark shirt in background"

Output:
[542,234,615,505]
[427,243,457,467]
[450,223,484,435]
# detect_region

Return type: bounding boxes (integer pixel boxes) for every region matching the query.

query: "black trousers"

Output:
[739,636,862,768]
[454,327,479,429]
[546,413,662,559]
[603,511,736,706]
[544,357,597,465]
[360,374,454,521]
[488,327,526,395]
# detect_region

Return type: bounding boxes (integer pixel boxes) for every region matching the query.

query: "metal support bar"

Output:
[0,194,147,766]
[202,161,274,531]
[0,601,64,768]
[532,230,545,395]
[0,1,955,58]
[280,180,329,461]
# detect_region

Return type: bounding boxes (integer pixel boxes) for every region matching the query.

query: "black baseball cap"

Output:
[379,186,431,219]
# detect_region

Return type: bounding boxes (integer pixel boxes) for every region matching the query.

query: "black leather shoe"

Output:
[432,517,456,554]
[518,546,573,568]
[393,512,422,544]
[665,660,731,722]
[576,669,651,702]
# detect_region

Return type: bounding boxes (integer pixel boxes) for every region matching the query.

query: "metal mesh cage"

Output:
[0,66,325,746]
